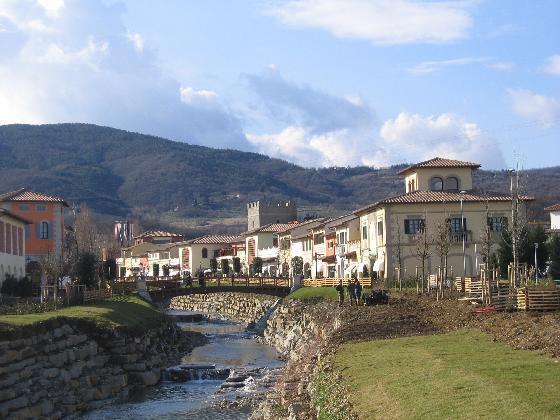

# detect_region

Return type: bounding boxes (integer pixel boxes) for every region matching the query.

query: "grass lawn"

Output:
[288,287,338,300]
[0,295,163,329]
[334,329,560,419]
[287,286,373,301]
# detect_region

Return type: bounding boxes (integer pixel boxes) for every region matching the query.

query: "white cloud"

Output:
[408,57,514,74]
[266,0,474,45]
[247,126,367,167]
[376,112,505,169]
[0,0,251,150]
[126,32,144,53]
[507,89,559,127]
[542,54,560,75]
[180,86,218,105]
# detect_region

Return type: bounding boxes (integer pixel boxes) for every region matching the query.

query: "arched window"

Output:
[201,248,208,259]
[430,177,443,191]
[40,221,49,239]
[445,176,459,191]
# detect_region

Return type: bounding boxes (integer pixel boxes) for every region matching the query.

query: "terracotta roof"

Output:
[545,204,560,212]
[0,208,32,224]
[136,230,182,238]
[245,222,299,235]
[288,219,328,239]
[187,235,239,245]
[398,157,481,175]
[324,214,358,231]
[0,188,68,207]
[355,190,534,215]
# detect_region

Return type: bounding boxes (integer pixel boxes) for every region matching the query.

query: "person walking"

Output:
[347,279,356,306]
[355,279,363,305]
[335,280,344,307]
[198,270,205,288]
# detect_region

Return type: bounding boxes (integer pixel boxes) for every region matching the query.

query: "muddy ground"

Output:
[335,292,560,357]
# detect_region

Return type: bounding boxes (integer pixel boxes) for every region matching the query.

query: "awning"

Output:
[344,251,357,259]
[372,259,384,272]
[321,255,336,263]
[344,262,359,275]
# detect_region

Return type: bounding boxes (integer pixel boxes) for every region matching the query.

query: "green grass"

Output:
[0,295,163,329]
[287,286,373,301]
[287,287,338,300]
[334,329,560,419]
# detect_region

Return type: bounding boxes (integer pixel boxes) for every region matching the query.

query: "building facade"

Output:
[355,158,530,282]
[247,201,297,231]
[0,189,67,274]
[0,209,30,286]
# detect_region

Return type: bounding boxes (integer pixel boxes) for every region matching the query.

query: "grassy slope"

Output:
[288,287,338,301]
[0,295,163,328]
[335,329,560,419]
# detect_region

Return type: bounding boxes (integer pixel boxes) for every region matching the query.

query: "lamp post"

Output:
[460,191,467,278]
[534,242,539,284]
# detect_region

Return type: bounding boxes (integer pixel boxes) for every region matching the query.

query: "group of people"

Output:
[335,276,363,306]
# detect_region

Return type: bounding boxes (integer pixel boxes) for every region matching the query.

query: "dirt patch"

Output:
[334,292,560,357]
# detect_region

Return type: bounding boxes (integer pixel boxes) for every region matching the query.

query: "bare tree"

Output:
[479,196,494,303]
[415,214,433,293]
[434,215,451,300]
[393,216,404,290]
[73,204,103,256]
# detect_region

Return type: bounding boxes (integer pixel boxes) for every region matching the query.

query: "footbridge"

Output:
[110,276,292,302]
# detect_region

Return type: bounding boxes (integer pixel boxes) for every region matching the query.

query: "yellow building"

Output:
[355,157,531,282]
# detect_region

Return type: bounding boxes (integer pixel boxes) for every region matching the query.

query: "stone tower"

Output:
[247,201,297,230]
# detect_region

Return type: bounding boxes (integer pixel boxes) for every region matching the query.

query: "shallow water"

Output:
[86,311,282,419]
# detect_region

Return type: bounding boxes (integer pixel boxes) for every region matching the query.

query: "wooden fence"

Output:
[516,288,560,311]
[83,288,111,303]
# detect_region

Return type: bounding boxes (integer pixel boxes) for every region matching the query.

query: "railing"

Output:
[449,230,471,243]
[83,288,112,303]
[303,277,365,287]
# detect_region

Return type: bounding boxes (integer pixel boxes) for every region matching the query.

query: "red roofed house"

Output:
[0,208,31,286]
[178,235,240,275]
[0,189,68,276]
[355,157,533,282]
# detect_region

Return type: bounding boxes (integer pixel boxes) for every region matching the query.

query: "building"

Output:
[0,208,30,286]
[133,230,183,245]
[0,189,68,274]
[287,219,327,278]
[247,201,297,231]
[244,222,298,275]
[545,204,560,235]
[179,235,239,275]
[355,157,532,282]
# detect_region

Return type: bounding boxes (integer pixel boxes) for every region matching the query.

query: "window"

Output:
[201,248,208,258]
[430,177,443,191]
[328,241,334,249]
[19,204,30,211]
[404,219,425,235]
[0,222,4,253]
[362,226,368,240]
[488,217,507,232]
[213,250,219,258]
[273,237,279,247]
[36,204,46,211]
[40,221,49,239]
[313,233,324,245]
[445,177,459,191]
[337,232,346,245]
[377,221,383,239]
[448,218,467,233]
[24,225,30,240]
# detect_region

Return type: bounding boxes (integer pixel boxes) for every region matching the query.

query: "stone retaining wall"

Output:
[252,300,342,419]
[170,293,278,326]
[0,318,204,419]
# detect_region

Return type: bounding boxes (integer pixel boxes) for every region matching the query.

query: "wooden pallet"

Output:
[516,288,560,311]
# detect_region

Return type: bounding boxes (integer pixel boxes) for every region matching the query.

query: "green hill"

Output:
[0,123,557,233]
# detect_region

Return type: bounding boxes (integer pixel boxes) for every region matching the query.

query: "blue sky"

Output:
[0,0,558,169]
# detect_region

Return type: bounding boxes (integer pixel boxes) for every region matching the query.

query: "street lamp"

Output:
[460,190,467,278]
[534,242,539,284]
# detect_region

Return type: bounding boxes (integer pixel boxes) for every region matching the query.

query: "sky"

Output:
[0,0,558,170]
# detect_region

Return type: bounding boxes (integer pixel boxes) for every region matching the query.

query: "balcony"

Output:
[449,230,471,243]
[335,244,347,256]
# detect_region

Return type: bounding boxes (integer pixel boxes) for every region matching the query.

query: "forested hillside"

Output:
[0,124,558,233]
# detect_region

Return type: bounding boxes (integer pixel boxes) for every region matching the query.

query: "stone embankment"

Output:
[0,318,204,419]
[252,299,343,419]
[170,292,278,327]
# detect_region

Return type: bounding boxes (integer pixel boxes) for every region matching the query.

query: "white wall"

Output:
[551,211,560,229]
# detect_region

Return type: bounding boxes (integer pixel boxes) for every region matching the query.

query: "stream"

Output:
[86,310,283,419]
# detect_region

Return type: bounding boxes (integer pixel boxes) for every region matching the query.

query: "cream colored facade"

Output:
[357,158,519,283]
[0,210,28,285]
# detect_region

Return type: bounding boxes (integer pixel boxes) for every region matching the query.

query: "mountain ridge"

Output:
[0,123,558,233]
